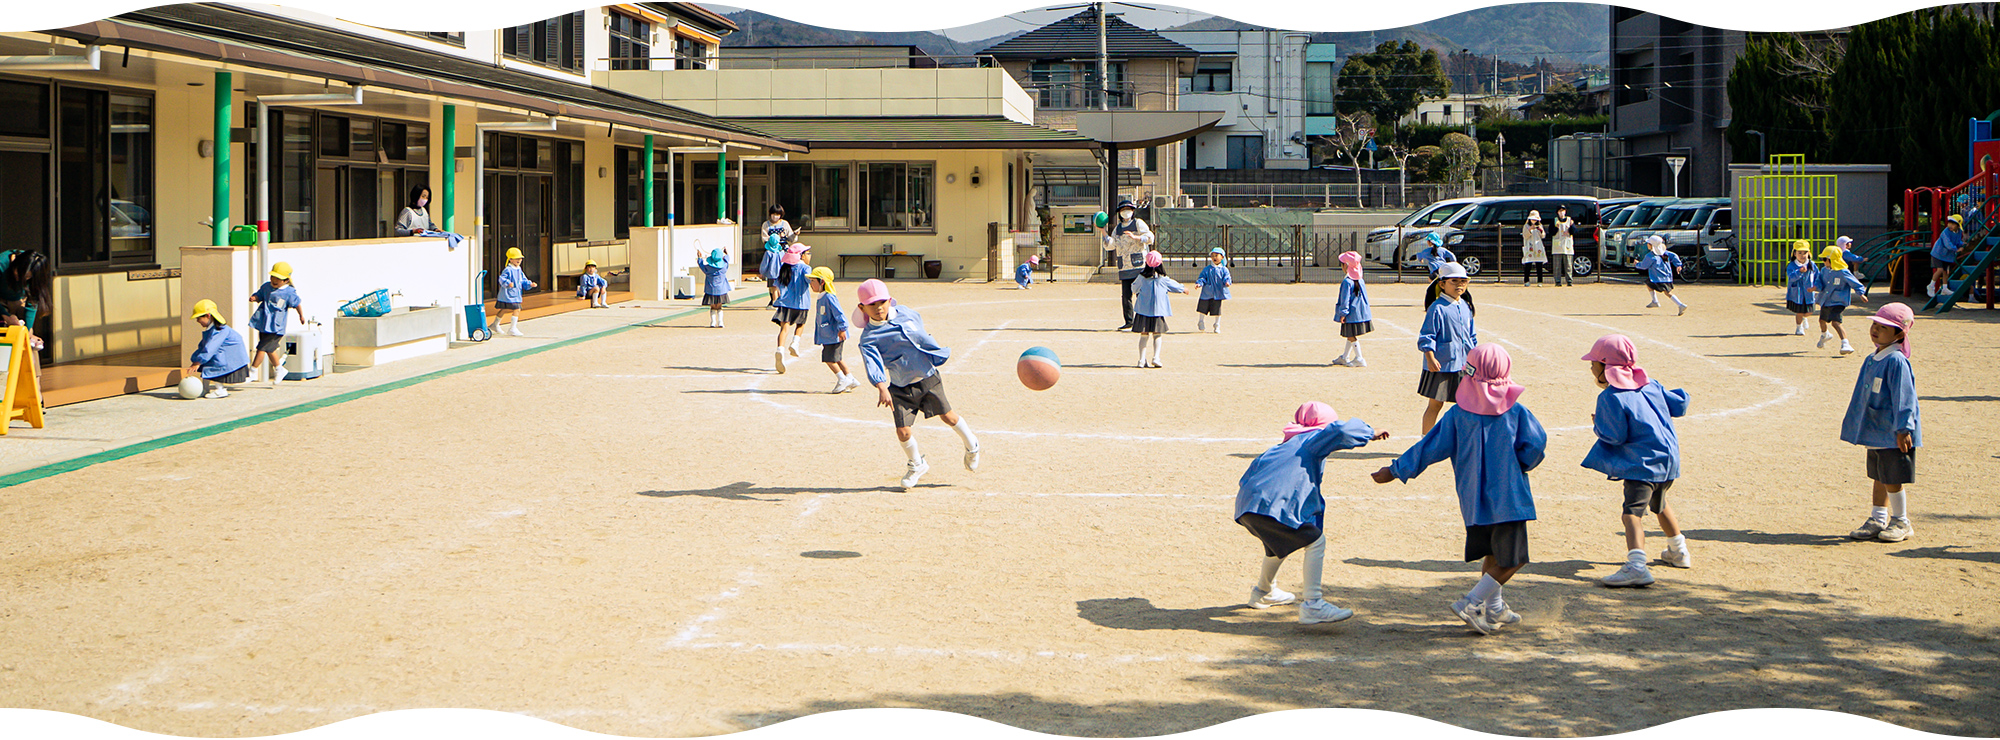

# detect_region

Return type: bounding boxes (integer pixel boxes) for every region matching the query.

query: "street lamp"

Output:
[1746,129,1767,170]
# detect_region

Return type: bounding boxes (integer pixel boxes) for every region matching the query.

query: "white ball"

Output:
[177,377,203,400]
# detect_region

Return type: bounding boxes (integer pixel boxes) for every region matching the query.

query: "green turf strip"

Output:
[0,293,766,490]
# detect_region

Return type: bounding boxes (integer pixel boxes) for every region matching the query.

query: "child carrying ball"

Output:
[1132,251,1186,368]
[1784,241,1820,335]
[1016,254,1039,289]
[1333,251,1372,367]
[1633,235,1687,315]
[1816,245,1869,355]
[1234,401,1390,624]
[1194,247,1231,333]
[247,261,305,386]
[1417,263,1477,435]
[699,248,731,327]
[1580,334,1693,588]
[855,279,981,491]
[1841,304,1921,543]
[810,267,858,394]
[1374,344,1547,636]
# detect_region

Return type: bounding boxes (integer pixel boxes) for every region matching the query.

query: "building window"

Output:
[1189,61,1232,93]
[404,31,465,46]
[1304,61,1335,116]
[1144,146,1158,173]
[503,12,584,72]
[1030,61,1129,109]
[861,162,934,231]
[675,35,710,70]
[609,13,651,71]
[268,110,429,243]
[1226,135,1264,169]
[17,82,155,272]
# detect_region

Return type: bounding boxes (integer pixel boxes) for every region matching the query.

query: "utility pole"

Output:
[1097,1,1109,112]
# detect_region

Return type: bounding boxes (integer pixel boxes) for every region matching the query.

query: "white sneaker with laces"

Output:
[271,366,289,385]
[964,444,981,472]
[1927,282,1939,297]
[1248,586,1296,609]
[509,328,526,337]
[1489,605,1522,628]
[829,379,845,394]
[1601,561,1655,587]
[900,456,929,491]
[1849,517,1888,540]
[204,386,230,399]
[1298,599,1354,625]
[1677,303,1687,316]
[836,376,859,393]
[1794,325,1806,336]
[1840,340,1854,355]
[775,349,788,374]
[1877,517,1914,543]
[1450,597,1497,635]
[788,338,802,358]
[1349,357,1367,367]
[1658,547,1692,569]
[1818,332,1832,349]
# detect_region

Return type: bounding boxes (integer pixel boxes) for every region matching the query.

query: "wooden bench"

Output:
[837,253,926,280]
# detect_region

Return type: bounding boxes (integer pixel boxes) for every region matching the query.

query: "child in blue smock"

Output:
[1132,250,1186,368]
[492,247,536,337]
[1580,334,1693,588]
[699,248,731,328]
[1334,251,1372,367]
[771,244,813,373]
[1632,235,1687,315]
[1416,262,1477,435]
[1816,245,1869,355]
[247,261,305,385]
[185,299,250,399]
[576,261,609,308]
[1784,241,1820,336]
[761,205,795,306]
[1193,247,1232,333]
[1841,303,1922,543]
[1928,213,1964,298]
[1235,401,1391,625]
[1374,344,1546,636]
[1411,232,1455,278]
[1015,254,1039,289]
[809,267,857,394]
[855,279,980,491]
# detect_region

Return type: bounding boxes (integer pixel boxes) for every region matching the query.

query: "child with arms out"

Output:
[1193,247,1232,333]
[1235,402,1390,624]
[810,267,858,394]
[1580,335,1693,588]
[856,279,982,491]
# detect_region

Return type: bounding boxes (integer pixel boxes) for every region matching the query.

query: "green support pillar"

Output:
[442,104,456,232]
[717,150,727,223]
[212,71,233,247]
[643,135,655,227]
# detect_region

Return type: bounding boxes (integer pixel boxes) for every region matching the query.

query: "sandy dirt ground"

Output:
[2,279,1997,738]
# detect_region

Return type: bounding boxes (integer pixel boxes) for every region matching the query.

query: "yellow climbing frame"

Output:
[1737,155,1838,285]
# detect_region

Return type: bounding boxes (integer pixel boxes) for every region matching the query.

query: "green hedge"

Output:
[1397,116,1609,156]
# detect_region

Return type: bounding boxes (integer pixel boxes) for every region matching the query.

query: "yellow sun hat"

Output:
[190,298,225,323]
[505,247,524,260]
[1791,239,1812,254]
[807,266,837,295]
[1820,245,1848,271]
[269,261,293,280]
[585,259,597,268]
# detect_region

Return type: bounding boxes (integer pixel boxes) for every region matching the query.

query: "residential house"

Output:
[1607,10,1745,196]
[1158,30,1334,171]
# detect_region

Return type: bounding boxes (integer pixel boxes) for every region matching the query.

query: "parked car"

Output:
[1622,198,1730,269]
[1630,205,1734,280]
[1601,198,1682,267]
[1363,198,1478,265]
[1436,196,1602,277]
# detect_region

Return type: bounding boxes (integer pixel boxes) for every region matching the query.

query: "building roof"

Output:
[642,3,738,35]
[50,4,799,151]
[728,117,1095,149]
[980,10,1198,60]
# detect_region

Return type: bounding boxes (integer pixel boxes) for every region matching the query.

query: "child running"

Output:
[1015,254,1039,289]
[1132,250,1186,368]
[492,247,536,337]
[1633,235,1687,315]
[855,279,981,491]
[771,243,813,373]
[1416,263,1477,434]
[246,261,305,386]
[1784,241,1820,336]
[1235,401,1391,624]
[1194,247,1232,333]
[577,260,609,308]
[1373,344,1547,635]
[810,266,858,394]
[699,248,731,328]
[1817,245,1869,355]
[1411,231,1455,279]
[1580,334,1693,588]
[185,299,251,399]
[1333,251,1372,367]
[1841,303,1922,543]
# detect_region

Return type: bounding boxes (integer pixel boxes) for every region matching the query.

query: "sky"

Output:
[703,3,1217,41]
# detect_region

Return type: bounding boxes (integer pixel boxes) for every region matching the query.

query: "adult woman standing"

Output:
[1549,205,1576,287]
[395,185,433,237]
[1103,199,1154,330]
[0,249,50,351]
[1520,211,1549,286]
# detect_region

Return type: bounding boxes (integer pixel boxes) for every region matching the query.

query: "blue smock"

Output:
[1785,261,1820,306]
[1581,380,1689,483]
[1818,267,1866,308]
[575,272,606,298]
[1016,262,1033,289]
[1414,245,1455,275]
[249,282,300,336]
[1388,403,1548,527]
[1417,296,1477,372]
[860,304,951,388]
[1195,264,1232,301]
[813,291,848,346]
[190,323,250,379]
[497,265,529,303]
[760,235,785,280]
[1931,228,1964,264]
[1133,274,1185,317]
[699,259,732,296]
[1843,249,1864,266]
[1336,276,1372,324]
[774,265,811,310]
[1633,251,1682,284]
[1233,419,1381,531]
[1841,347,1922,449]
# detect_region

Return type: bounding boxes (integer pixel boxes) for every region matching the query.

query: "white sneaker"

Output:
[1927,282,1939,297]
[271,366,289,385]
[829,379,846,394]
[1331,356,1350,367]
[203,386,230,399]
[1794,324,1806,335]
[1839,340,1854,355]
[1877,517,1914,543]
[1248,586,1296,609]
[1600,561,1655,588]
[1212,324,1221,334]
[1149,359,1164,368]
[1676,303,1687,316]
[787,339,801,358]
[1450,597,1497,635]
[1197,317,1205,331]
[1489,604,1522,628]
[508,328,526,337]
[1817,332,1832,349]
[1657,547,1692,569]
[963,444,981,472]
[900,456,929,491]
[1299,599,1354,625]
[835,376,859,393]
[1348,357,1367,367]
[1646,301,1659,309]
[775,350,788,374]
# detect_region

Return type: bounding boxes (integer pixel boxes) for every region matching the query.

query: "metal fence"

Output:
[1153,223,1614,284]
[1181,182,1466,210]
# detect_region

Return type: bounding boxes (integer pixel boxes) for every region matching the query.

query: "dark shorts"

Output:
[494,301,521,311]
[1196,298,1223,316]
[254,331,283,354]
[1648,281,1675,293]
[1934,258,1956,270]
[1786,301,1813,315]
[1237,512,1323,559]
[889,373,952,428]
[1621,479,1674,516]
[1133,315,1168,334]
[702,293,727,306]
[771,307,808,326]
[1866,448,1916,485]
[1417,366,1469,403]
[1464,520,1531,569]
[820,343,843,363]
[1341,321,1374,338]
[205,365,250,385]
[1820,304,1848,323]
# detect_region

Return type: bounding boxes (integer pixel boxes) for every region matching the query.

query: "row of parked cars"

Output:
[1363,195,1737,280]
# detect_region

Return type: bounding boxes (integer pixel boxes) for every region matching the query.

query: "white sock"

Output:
[1485,586,1505,616]
[1352,341,1364,362]
[1889,491,1908,519]
[1197,316,1205,330]
[1212,317,1221,331]
[1668,534,1686,552]
[1301,536,1326,602]
[950,418,979,449]
[901,438,921,463]
[1256,555,1283,593]
[509,315,520,330]
[1672,295,1687,308]
[1151,335,1164,364]
[1627,548,1647,565]
[1138,334,1151,363]
[1467,574,1501,603]
[1871,506,1890,524]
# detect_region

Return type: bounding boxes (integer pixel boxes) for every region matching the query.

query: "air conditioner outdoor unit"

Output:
[1151,195,1172,209]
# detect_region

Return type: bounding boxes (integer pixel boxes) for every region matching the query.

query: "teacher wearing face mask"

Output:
[1103,199,1154,331]
[395,185,434,237]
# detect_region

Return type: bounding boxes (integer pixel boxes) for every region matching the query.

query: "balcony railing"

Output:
[600,54,1000,71]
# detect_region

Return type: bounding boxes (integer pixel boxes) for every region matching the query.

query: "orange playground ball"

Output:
[1017,346,1061,391]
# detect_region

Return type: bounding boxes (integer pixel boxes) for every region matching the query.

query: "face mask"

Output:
[1119,210,1134,220]
[417,197,428,208]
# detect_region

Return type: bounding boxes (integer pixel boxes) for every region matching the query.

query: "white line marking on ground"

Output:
[954,319,1013,364]
[665,569,758,646]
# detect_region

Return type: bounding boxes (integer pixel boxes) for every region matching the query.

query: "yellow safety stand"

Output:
[1,325,45,435]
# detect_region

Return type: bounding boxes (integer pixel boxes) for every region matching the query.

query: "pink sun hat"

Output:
[780,242,810,265]
[1868,303,1914,358]
[853,278,894,327]
[1282,401,1337,442]
[1029,254,1041,265]
[1144,250,1163,268]
[1580,334,1650,391]
[1339,250,1364,281]
[1456,344,1526,415]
